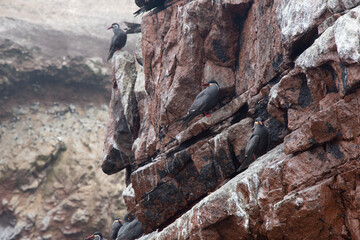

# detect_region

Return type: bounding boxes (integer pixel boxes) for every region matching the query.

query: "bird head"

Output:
[85,232,102,240]
[201,79,219,87]
[124,213,131,222]
[254,117,263,126]
[107,23,120,30]
[115,218,122,224]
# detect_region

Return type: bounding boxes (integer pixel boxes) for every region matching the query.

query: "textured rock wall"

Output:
[0,40,128,239]
[104,0,360,238]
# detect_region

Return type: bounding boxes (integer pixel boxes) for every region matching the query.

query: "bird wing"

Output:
[188,90,210,113]
[108,32,127,61]
[116,220,142,240]
[177,84,219,127]
[245,134,259,157]
[124,22,141,34]
[114,32,127,50]
[110,221,122,240]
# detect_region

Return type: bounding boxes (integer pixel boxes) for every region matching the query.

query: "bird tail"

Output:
[237,155,255,172]
[107,49,115,61]
[176,112,198,128]
[134,7,145,16]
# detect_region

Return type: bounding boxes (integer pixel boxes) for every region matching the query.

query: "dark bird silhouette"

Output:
[116,215,143,240]
[123,22,141,34]
[110,219,123,240]
[85,232,107,240]
[237,117,270,172]
[107,22,141,61]
[134,0,166,16]
[177,80,220,128]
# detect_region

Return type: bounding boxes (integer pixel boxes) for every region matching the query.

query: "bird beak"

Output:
[107,26,113,30]
[259,121,263,125]
[85,235,94,240]
[201,83,209,87]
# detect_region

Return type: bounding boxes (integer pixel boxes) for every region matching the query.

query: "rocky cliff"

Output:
[104,0,360,239]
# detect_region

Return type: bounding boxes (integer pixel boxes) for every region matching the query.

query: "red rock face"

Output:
[103,0,360,238]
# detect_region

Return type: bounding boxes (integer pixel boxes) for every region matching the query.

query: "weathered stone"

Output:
[131,158,162,202]
[139,145,289,239]
[284,90,360,154]
[102,82,134,174]
[223,0,252,15]
[203,61,235,96]
[227,118,253,163]
[104,0,360,238]
[137,179,187,232]
[236,0,287,96]
[114,51,140,138]
[276,0,329,52]
[122,184,137,215]
[333,7,360,64]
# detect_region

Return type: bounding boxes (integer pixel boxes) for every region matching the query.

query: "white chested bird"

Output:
[107,22,141,61]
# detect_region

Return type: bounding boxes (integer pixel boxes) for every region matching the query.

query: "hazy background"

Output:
[0,0,142,239]
[0,0,141,58]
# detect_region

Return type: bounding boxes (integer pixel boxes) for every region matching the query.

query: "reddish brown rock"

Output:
[227,118,253,161]
[235,0,289,96]
[140,142,359,239]
[284,90,360,155]
[103,0,360,238]
[203,61,235,96]
[133,118,255,231]
[131,158,163,202]
[122,184,137,215]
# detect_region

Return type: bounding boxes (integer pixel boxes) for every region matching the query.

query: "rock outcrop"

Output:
[103,0,360,239]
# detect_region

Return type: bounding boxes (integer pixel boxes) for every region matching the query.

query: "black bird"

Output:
[85,232,107,240]
[107,22,141,61]
[134,0,166,16]
[116,215,143,240]
[177,80,220,127]
[237,117,270,172]
[110,219,123,240]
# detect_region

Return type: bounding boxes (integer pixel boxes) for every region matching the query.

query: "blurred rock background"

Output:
[0,0,140,239]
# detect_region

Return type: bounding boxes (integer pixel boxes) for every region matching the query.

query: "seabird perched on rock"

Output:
[107,22,141,61]
[116,215,143,240]
[110,219,123,240]
[85,232,107,240]
[177,79,220,127]
[237,117,270,172]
